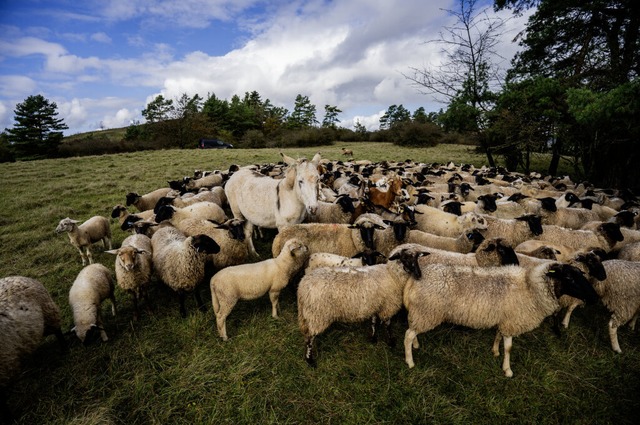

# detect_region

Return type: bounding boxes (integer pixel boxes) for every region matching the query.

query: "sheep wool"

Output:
[402,262,598,377]
[211,238,309,340]
[69,263,117,345]
[0,276,64,389]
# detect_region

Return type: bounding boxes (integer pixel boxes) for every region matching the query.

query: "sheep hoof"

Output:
[305,356,317,368]
[406,360,415,369]
[504,369,513,378]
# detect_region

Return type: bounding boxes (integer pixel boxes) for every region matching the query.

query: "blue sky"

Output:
[0,0,529,135]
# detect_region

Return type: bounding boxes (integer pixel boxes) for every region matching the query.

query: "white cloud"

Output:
[101,108,136,129]
[91,32,112,43]
[0,75,38,98]
[0,101,11,130]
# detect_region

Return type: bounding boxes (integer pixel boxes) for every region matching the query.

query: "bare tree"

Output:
[404,0,510,166]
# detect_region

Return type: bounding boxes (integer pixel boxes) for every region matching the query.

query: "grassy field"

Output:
[0,143,637,424]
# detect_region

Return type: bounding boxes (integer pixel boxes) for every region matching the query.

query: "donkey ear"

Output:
[280,152,297,166]
[311,152,321,166]
[284,166,296,189]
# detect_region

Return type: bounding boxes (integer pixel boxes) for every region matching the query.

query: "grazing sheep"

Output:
[341,148,353,157]
[297,244,431,366]
[151,227,220,317]
[561,259,640,353]
[402,262,598,377]
[55,216,112,266]
[412,205,488,237]
[0,276,65,391]
[126,188,172,212]
[69,264,117,345]
[106,234,153,320]
[210,238,309,340]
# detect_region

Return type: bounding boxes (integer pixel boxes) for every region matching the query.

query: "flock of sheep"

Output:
[2,151,640,410]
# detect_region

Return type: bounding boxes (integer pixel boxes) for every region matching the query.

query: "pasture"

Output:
[0,143,638,424]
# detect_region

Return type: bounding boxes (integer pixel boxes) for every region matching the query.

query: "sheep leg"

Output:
[629,312,639,331]
[370,316,378,343]
[269,291,280,318]
[131,293,140,321]
[609,318,622,353]
[404,328,417,368]
[502,335,513,378]
[215,310,229,341]
[194,289,207,313]
[76,246,88,266]
[178,292,187,318]
[85,247,94,265]
[104,236,112,250]
[109,293,117,316]
[304,335,316,367]
[383,318,396,348]
[492,330,501,357]
[245,222,259,258]
[561,302,581,328]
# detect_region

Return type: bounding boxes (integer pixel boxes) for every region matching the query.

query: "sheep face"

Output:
[515,214,543,236]
[547,264,599,304]
[466,229,486,251]
[599,222,624,243]
[55,218,78,233]
[154,205,176,223]
[388,245,430,279]
[125,192,141,206]
[478,194,498,213]
[574,252,607,281]
[190,234,220,254]
[108,246,146,272]
[539,197,557,212]
[111,205,126,219]
[480,239,519,266]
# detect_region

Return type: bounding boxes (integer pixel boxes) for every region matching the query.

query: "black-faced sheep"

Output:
[402,262,598,377]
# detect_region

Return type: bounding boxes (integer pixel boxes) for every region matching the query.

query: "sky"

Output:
[0,0,531,135]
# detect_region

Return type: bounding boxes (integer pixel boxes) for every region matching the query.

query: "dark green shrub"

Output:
[391,122,443,147]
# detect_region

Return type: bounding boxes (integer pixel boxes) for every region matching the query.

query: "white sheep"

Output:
[412,205,488,237]
[125,187,172,212]
[0,276,65,391]
[106,234,153,320]
[618,241,640,261]
[481,214,543,248]
[297,243,431,366]
[305,250,385,271]
[536,222,624,255]
[55,216,112,265]
[271,216,386,259]
[151,226,220,317]
[185,172,225,191]
[154,201,227,226]
[402,262,598,377]
[210,238,309,341]
[415,238,519,268]
[69,263,117,345]
[561,259,640,353]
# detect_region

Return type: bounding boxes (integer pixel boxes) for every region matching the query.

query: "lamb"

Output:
[151,226,220,317]
[341,147,353,157]
[210,238,309,341]
[68,263,117,345]
[297,243,431,366]
[412,204,488,237]
[0,276,65,391]
[154,201,228,225]
[106,234,153,320]
[402,262,598,377]
[126,187,172,212]
[55,216,112,265]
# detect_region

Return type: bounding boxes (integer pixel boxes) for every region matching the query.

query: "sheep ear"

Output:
[105,249,119,255]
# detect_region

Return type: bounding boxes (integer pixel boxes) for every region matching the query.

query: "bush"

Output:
[240,130,268,149]
[391,122,443,147]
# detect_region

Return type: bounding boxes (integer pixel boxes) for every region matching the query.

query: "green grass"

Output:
[0,143,637,424]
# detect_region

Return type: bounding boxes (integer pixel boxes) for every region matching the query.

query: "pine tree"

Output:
[5,94,68,159]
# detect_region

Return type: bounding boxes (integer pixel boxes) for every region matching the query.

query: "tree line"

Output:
[2,0,638,190]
